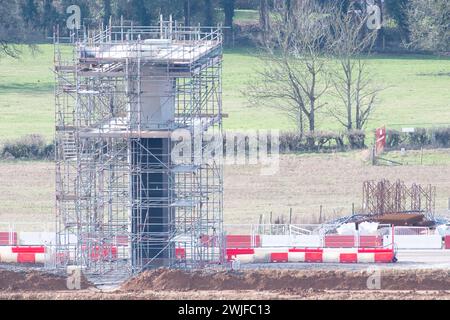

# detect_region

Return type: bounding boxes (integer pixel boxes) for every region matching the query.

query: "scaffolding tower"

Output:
[54,17,224,282]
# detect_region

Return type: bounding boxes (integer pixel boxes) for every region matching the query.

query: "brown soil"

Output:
[1,290,449,300]
[0,269,91,292]
[121,268,450,292]
[0,268,449,300]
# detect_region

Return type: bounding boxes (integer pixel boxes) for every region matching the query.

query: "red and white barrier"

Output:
[0,228,409,265]
[0,246,46,264]
[229,247,395,264]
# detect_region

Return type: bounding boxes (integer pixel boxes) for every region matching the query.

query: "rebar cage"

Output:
[54,17,224,282]
[362,179,436,218]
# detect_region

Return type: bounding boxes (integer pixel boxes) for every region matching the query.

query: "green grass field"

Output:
[224,48,450,132]
[0,45,55,142]
[217,9,260,25]
[1,45,450,142]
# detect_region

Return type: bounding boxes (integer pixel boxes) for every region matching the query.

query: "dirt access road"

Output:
[1,290,449,300]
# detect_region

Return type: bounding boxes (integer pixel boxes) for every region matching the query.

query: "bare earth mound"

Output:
[121,269,450,292]
[0,269,91,292]
[0,268,449,299]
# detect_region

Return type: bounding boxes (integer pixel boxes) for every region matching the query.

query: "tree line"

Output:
[0,0,449,53]
[3,1,236,37]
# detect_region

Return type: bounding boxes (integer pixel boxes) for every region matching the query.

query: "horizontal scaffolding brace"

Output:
[78,131,172,139]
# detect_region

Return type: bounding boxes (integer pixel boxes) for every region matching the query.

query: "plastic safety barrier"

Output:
[231,247,395,264]
[0,246,46,264]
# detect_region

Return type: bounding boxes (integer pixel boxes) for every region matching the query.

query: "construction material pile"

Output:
[329,179,446,228]
[363,179,435,217]
[121,268,450,292]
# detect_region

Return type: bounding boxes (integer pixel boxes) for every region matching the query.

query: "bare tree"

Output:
[259,0,270,42]
[328,5,382,137]
[0,0,27,58]
[247,0,333,145]
[184,0,191,26]
[204,0,215,26]
[222,0,235,44]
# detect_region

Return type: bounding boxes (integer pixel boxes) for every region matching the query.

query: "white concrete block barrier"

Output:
[0,246,47,264]
[231,248,396,264]
[261,235,322,248]
[18,232,57,246]
[383,235,443,249]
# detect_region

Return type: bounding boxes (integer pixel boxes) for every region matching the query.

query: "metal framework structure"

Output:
[54,17,224,282]
[362,179,436,218]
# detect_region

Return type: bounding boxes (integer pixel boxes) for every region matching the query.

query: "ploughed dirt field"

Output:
[224,152,450,224]
[1,153,450,227]
[1,268,449,300]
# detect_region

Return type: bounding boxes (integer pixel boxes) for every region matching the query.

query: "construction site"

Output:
[0,17,450,300]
